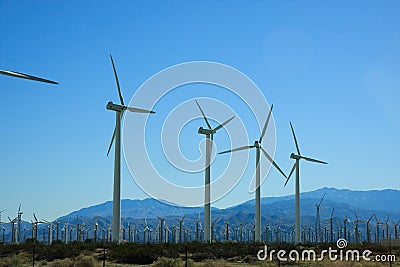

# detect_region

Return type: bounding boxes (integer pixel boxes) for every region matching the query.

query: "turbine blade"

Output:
[259,104,273,143]
[284,163,296,187]
[110,55,124,106]
[354,210,358,220]
[331,208,334,218]
[126,106,155,114]
[368,214,374,223]
[260,147,287,179]
[319,193,326,206]
[0,70,58,84]
[300,155,327,164]
[107,126,116,156]
[195,99,212,129]
[214,116,235,131]
[213,116,235,132]
[33,213,38,222]
[218,145,254,155]
[290,121,301,155]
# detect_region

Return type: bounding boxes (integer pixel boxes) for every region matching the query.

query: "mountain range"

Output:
[2,187,399,241]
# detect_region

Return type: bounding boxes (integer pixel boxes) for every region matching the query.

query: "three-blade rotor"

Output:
[195,99,235,134]
[218,105,287,181]
[284,121,327,186]
[0,70,58,84]
[106,54,155,156]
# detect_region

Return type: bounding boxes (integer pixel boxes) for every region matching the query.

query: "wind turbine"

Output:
[364,214,375,243]
[94,218,99,242]
[43,219,53,244]
[143,219,150,243]
[194,99,234,242]
[195,213,202,241]
[375,215,390,241]
[0,209,5,222]
[354,211,361,243]
[176,214,186,243]
[343,213,350,240]
[55,221,60,241]
[106,55,155,243]
[32,213,46,241]
[1,225,5,243]
[0,209,5,235]
[374,215,381,243]
[315,193,326,243]
[211,217,219,241]
[284,122,328,243]
[321,208,335,242]
[0,209,5,242]
[219,105,287,242]
[394,219,400,240]
[157,216,165,243]
[383,215,390,239]
[16,204,23,243]
[0,70,58,84]
[8,216,17,243]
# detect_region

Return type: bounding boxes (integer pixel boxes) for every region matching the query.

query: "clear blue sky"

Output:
[0,1,399,221]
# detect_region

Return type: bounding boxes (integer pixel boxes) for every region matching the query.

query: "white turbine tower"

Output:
[106,54,155,243]
[195,99,234,242]
[219,105,287,242]
[0,70,58,84]
[284,122,327,244]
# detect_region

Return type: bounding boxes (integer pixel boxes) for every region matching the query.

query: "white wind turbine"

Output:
[219,105,287,242]
[315,193,326,243]
[284,122,327,244]
[194,99,235,242]
[106,55,155,243]
[0,70,58,84]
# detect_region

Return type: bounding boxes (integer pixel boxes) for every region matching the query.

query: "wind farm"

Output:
[1,1,399,266]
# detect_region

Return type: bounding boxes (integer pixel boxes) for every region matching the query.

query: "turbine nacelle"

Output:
[290,153,301,160]
[198,127,215,135]
[253,140,261,148]
[106,101,124,112]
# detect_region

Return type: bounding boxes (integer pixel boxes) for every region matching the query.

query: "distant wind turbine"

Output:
[284,122,327,244]
[315,193,326,242]
[106,54,155,243]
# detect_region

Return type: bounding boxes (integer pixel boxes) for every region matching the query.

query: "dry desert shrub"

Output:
[50,255,97,267]
[152,257,183,267]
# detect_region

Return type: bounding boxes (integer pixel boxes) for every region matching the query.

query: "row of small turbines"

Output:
[1,206,399,244]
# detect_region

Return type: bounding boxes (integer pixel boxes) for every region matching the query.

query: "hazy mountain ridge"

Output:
[243,187,400,214]
[59,198,210,221]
